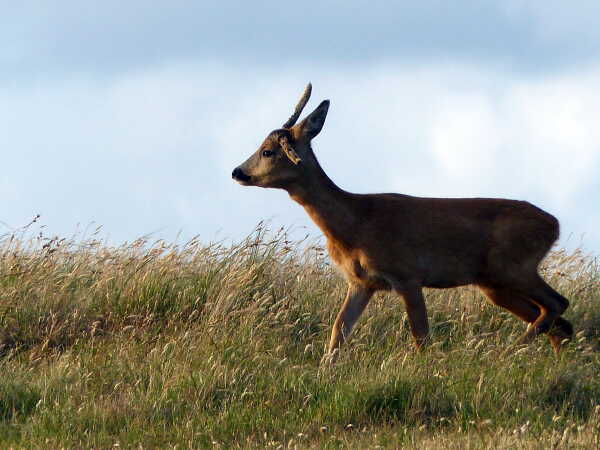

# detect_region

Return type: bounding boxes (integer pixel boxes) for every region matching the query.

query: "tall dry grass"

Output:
[0,222,598,448]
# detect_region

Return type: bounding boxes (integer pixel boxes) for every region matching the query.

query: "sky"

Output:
[1,1,599,255]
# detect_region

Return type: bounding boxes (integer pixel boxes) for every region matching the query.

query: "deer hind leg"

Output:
[480,285,572,354]
[326,284,374,356]
[546,317,573,354]
[516,276,569,346]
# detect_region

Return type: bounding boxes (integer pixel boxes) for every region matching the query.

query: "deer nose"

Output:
[232,167,251,182]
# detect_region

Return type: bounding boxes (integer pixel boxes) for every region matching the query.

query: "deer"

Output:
[232,83,573,361]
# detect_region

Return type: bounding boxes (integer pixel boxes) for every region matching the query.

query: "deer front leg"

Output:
[326,284,374,356]
[394,282,429,349]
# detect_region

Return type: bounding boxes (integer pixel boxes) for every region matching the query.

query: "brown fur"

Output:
[232,85,573,358]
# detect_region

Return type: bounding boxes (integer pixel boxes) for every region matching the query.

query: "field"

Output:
[0,224,598,449]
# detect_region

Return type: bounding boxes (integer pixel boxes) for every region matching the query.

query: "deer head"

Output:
[232,83,330,190]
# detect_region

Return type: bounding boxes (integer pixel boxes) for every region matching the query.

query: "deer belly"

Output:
[422,265,478,288]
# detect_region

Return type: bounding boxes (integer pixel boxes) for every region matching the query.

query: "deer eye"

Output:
[262,150,274,157]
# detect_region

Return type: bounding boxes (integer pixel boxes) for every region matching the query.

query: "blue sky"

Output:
[2,1,599,254]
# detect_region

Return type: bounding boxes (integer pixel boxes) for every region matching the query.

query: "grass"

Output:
[0,223,598,449]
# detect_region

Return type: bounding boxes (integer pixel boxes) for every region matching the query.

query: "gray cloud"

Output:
[4,1,600,80]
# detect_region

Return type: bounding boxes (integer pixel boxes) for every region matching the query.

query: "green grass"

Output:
[0,225,598,449]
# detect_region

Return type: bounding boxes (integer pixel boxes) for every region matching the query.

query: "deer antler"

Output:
[282,83,312,129]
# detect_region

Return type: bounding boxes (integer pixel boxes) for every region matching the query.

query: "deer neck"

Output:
[287,158,356,246]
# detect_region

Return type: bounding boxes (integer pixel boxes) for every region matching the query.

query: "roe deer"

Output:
[232,83,573,359]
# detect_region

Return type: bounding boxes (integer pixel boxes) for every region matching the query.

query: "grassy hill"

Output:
[1,225,598,448]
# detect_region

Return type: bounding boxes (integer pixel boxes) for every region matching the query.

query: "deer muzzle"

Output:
[231,167,252,184]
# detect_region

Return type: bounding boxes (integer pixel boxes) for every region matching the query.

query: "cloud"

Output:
[502,1,600,43]
[1,60,599,253]
[4,1,600,80]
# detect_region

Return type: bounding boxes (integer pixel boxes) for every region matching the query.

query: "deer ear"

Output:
[294,100,329,140]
